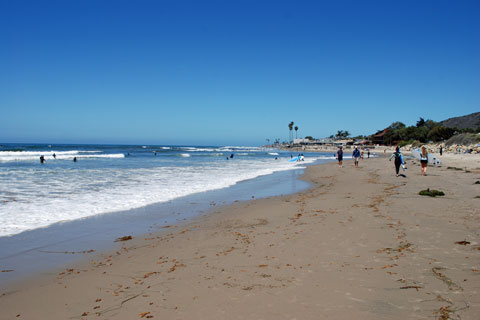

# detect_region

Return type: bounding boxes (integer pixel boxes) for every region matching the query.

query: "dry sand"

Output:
[1,156,479,319]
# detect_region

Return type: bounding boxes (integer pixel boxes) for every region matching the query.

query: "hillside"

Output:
[440,112,480,129]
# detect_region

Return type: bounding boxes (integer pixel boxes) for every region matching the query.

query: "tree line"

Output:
[382,117,480,145]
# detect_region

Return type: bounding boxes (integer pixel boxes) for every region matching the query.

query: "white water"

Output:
[0,148,331,237]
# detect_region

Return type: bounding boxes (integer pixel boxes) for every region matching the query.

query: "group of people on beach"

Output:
[336,145,432,177]
[336,146,372,168]
[389,146,430,176]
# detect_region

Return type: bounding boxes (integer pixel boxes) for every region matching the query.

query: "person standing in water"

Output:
[389,146,403,177]
[40,155,45,164]
[336,147,343,168]
[420,146,428,176]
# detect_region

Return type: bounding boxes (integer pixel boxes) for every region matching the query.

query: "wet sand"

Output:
[1,157,479,319]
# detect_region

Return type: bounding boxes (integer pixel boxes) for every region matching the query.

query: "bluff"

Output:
[439,112,480,129]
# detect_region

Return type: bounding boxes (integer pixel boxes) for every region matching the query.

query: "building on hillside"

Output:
[370,129,389,145]
[293,138,335,145]
[333,139,355,147]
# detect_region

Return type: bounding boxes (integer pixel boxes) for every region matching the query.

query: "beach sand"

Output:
[1,156,479,319]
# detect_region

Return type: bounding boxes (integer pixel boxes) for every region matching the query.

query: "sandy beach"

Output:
[1,156,479,319]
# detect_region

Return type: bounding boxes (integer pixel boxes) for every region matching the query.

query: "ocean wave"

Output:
[179,147,216,152]
[177,146,265,153]
[0,152,124,162]
[0,150,100,156]
[0,149,335,237]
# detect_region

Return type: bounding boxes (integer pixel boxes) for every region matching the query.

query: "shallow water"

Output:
[0,143,334,237]
[0,143,336,285]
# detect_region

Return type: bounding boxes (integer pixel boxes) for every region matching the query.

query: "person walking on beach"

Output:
[352,147,361,168]
[336,147,343,168]
[440,146,443,156]
[420,146,428,176]
[389,146,403,177]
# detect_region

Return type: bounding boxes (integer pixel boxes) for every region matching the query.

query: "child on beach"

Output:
[420,146,428,176]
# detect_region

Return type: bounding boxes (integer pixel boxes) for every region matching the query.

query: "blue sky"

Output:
[1,0,478,145]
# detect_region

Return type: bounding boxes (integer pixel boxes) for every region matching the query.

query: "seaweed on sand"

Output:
[419,188,445,197]
[447,167,463,171]
[114,235,133,242]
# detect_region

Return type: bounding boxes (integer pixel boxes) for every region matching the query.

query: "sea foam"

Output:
[0,146,326,237]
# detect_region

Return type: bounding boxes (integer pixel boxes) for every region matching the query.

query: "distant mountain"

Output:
[439,112,480,129]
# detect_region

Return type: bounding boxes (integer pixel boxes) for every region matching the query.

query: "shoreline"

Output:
[0,162,317,286]
[1,156,479,319]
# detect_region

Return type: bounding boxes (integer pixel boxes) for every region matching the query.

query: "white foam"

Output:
[0,151,123,162]
[0,153,328,237]
[179,153,191,157]
[268,152,279,155]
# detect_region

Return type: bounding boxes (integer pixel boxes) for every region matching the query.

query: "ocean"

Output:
[0,143,336,238]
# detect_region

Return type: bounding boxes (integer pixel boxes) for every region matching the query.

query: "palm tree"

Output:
[294,126,298,139]
[288,121,294,142]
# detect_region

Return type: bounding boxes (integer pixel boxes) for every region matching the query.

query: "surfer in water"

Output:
[40,155,45,164]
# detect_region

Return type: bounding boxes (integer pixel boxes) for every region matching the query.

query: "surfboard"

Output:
[411,148,442,166]
[289,156,304,162]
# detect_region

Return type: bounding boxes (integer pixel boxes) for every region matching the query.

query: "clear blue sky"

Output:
[1,0,478,145]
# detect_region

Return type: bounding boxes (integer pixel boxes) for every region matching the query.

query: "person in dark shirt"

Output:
[336,147,343,168]
[352,147,361,168]
[389,146,403,177]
